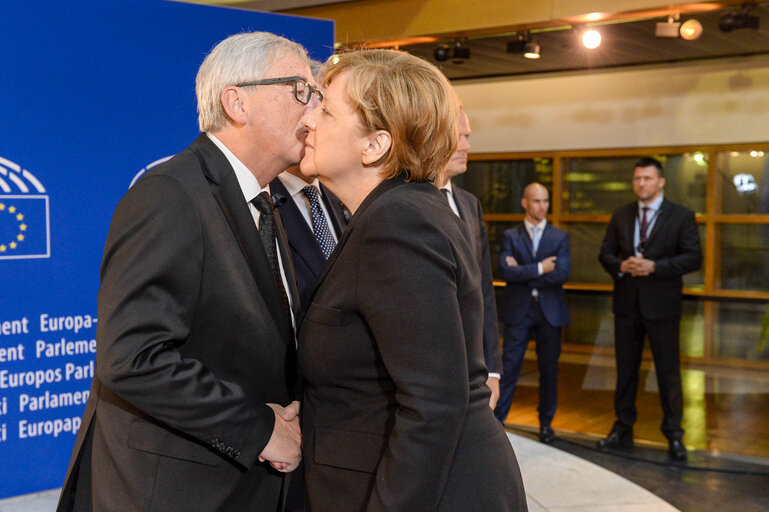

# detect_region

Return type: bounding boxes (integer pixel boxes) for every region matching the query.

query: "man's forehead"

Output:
[265,53,311,80]
[634,165,660,177]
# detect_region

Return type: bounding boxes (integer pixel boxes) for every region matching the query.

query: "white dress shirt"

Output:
[634,194,664,257]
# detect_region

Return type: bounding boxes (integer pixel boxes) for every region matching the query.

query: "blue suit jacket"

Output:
[499,223,571,328]
[270,177,346,310]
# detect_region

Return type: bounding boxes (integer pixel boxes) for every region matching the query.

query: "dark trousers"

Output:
[613,308,684,440]
[494,297,561,427]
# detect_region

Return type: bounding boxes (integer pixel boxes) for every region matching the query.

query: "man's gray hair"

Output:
[196,32,309,133]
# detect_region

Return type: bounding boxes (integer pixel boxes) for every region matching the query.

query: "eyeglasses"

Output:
[235,76,323,105]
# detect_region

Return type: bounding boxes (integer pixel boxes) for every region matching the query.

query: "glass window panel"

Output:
[563,223,613,284]
[563,154,706,214]
[718,224,769,292]
[486,221,516,281]
[712,300,769,361]
[683,224,705,291]
[715,150,769,214]
[563,292,705,359]
[563,291,614,347]
[458,158,552,214]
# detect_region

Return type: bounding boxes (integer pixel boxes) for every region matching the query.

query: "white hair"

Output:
[196,32,309,132]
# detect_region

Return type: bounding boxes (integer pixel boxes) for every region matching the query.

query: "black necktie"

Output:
[252,191,292,329]
[639,206,650,252]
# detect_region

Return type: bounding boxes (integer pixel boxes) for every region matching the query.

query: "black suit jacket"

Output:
[269,176,346,309]
[299,178,526,512]
[58,134,299,512]
[499,223,571,328]
[599,198,702,321]
[451,185,503,374]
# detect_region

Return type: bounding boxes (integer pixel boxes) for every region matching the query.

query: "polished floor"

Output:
[501,350,769,461]
[501,350,769,511]
[0,433,678,512]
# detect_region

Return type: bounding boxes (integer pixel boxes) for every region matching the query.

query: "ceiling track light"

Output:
[655,13,704,40]
[434,39,470,64]
[523,41,541,59]
[507,32,540,59]
[719,6,759,32]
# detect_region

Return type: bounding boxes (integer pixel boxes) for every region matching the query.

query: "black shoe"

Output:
[668,439,687,461]
[539,425,556,444]
[596,429,633,449]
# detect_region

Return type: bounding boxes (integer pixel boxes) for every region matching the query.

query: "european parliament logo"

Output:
[0,155,50,260]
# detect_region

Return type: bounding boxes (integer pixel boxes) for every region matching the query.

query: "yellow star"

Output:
[20,224,27,231]
[9,242,16,249]
[8,206,16,213]
[0,245,6,252]
[17,234,24,241]
[0,203,5,210]
[16,213,23,221]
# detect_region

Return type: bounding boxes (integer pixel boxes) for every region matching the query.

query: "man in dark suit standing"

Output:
[57,32,319,511]
[493,183,571,443]
[439,105,502,408]
[271,168,346,309]
[597,157,702,461]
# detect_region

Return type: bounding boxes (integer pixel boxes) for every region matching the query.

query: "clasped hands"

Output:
[505,255,557,274]
[620,256,655,276]
[259,401,302,473]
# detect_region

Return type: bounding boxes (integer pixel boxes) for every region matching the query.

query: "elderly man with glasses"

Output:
[57,32,318,512]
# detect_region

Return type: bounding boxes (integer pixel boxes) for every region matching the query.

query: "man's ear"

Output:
[221,86,248,125]
[362,130,392,166]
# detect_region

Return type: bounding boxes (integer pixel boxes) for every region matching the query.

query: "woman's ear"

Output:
[221,86,248,125]
[362,130,392,166]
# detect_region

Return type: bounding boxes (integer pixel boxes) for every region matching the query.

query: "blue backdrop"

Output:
[0,0,332,498]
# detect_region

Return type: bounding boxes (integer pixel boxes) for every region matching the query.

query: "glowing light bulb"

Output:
[582,29,601,49]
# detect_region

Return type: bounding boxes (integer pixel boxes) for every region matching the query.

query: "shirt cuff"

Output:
[487,373,501,380]
[537,262,543,275]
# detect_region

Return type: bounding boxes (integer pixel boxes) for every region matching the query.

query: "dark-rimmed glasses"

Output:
[235,76,322,105]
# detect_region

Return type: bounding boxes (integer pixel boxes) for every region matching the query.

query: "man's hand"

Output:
[620,256,655,276]
[633,257,655,276]
[505,255,518,267]
[541,256,557,273]
[258,403,302,472]
[486,376,500,409]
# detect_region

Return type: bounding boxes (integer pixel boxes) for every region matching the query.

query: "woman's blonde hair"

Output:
[321,49,458,183]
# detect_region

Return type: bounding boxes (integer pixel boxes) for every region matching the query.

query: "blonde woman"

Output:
[297,50,527,511]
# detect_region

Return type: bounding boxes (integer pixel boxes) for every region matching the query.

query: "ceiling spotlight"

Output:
[582,29,601,49]
[434,40,470,64]
[506,33,527,53]
[434,44,451,62]
[523,41,541,59]
[507,32,540,59]
[719,7,759,32]
[679,19,703,40]
[655,16,681,38]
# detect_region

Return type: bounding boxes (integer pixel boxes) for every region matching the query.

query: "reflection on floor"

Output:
[502,351,769,461]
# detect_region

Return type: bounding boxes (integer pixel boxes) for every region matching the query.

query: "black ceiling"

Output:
[402,3,769,81]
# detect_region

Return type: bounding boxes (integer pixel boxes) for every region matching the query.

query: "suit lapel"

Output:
[190,135,291,341]
[273,207,302,319]
[452,187,477,249]
[515,224,535,262]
